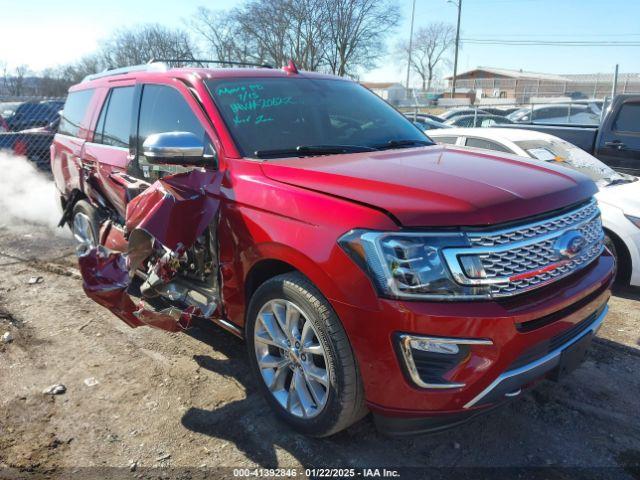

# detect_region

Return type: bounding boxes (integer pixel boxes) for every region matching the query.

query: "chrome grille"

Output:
[468,200,599,248]
[444,199,605,298]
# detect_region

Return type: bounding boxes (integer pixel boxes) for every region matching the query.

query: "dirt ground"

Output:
[1,220,639,480]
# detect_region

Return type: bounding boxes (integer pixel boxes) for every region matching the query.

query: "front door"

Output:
[596,99,640,176]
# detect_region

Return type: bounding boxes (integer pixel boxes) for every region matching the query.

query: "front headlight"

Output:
[338,230,491,300]
[625,214,640,229]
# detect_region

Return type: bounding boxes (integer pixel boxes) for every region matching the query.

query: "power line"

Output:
[461,38,640,46]
[464,33,640,38]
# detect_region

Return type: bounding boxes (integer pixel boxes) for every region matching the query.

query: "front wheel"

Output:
[246,272,367,437]
[71,200,101,248]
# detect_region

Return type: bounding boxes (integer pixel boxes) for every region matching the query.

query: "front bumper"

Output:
[331,251,615,426]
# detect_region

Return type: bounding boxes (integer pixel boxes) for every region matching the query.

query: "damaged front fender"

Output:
[76,169,221,332]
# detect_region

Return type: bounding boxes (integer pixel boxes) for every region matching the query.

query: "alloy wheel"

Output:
[253,299,330,419]
[72,212,96,247]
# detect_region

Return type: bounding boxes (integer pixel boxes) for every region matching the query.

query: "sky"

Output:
[1,0,639,86]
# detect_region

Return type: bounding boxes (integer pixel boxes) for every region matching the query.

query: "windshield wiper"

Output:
[373,139,434,150]
[254,144,377,159]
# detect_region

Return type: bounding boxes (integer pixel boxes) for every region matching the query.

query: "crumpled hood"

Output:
[596,179,640,217]
[260,145,597,227]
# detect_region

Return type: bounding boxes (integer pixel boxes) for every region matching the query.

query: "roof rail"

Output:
[82,62,168,83]
[148,58,273,69]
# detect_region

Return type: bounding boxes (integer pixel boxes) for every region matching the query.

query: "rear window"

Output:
[613,102,640,133]
[432,136,458,145]
[94,86,134,148]
[59,89,94,137]
[465,137,512,153]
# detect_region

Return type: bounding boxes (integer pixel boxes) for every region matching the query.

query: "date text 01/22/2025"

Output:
[232,468,401,478]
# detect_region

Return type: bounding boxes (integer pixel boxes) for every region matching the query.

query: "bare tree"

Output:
[397,22,455,91]
[4,65,30,96]
[189,8,253,64]
[190,0,397,74]
[101,24,198,68]
[324,0,400,77]
[235,0,292,68]
[282,0,330,70]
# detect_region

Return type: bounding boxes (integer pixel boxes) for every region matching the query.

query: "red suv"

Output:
[51,62,614,436]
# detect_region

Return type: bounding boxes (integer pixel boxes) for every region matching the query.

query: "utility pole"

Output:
[405,0,417,97]
[450,0,462,98]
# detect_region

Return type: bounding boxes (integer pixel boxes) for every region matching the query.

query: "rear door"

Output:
[83,84,137,217]
[596,99,640,175]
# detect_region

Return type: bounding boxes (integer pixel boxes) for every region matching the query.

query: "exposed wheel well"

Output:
[604,227,632,285]
[244,259,297,305]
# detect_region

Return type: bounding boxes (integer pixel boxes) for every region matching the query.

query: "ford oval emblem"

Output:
[554,230,586,260]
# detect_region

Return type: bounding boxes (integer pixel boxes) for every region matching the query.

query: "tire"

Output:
[605,232,631,285]
[71,200,102,247]
[246,272,367,437]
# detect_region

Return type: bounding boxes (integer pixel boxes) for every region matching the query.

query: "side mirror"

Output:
[142,132,207,165]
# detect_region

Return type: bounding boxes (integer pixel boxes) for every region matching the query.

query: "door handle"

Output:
[604,141,627,150]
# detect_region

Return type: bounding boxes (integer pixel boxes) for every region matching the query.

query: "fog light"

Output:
[409,338,460,355]
[397,334,493,389]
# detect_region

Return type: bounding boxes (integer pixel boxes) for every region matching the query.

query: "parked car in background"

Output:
[0,116,58,170]
[51,62,613,436]
[409,116,451,131]
[405,112,444,122]
[480,106,520,117]
[500,95,640,176]
[428,127,640,287]
[507,103,600,125]
[0,115,8,133]
[0,101,23,122]
[6,100,61,131]
[439,107,489,121]
[444,114,514,128]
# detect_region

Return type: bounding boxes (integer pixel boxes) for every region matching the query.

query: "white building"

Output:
[360,82,407,106]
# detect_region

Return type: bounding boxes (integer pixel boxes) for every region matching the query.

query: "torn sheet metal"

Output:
[125,170,221,251]
[77,245,199,332]
[77,245,144,329]
[75,170,221,332]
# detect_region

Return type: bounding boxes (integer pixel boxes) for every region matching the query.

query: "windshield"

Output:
[205,77,431,158]
[515,138,632,186]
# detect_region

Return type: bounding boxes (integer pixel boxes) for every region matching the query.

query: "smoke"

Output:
[0,152,64,231]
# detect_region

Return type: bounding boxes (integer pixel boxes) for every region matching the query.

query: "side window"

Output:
[465,137,512,153]
[613,102,640,133]
[138,84,206,153]
[433,136,459,145]
[94,86,135,148]
[59,89,94,137]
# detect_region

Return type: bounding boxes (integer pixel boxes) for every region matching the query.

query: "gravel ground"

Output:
[0,221,639,480]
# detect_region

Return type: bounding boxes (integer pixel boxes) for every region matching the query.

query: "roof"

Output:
[360,82,405,89]
[427,127,561,143]
[446,67,569,82]
[73,63,348,90]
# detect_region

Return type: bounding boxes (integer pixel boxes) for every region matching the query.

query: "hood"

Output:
[596,179,640,217]
[260,145,597,227]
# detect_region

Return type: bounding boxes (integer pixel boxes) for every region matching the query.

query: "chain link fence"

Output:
[0,96,65,171]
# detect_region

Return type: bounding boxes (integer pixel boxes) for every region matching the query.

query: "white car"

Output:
[428,127,640,286]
